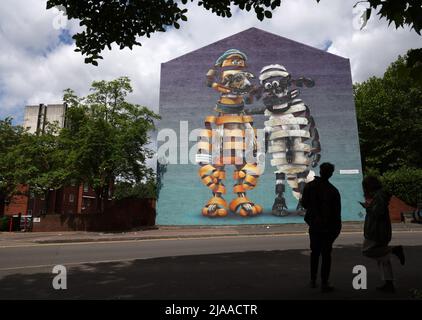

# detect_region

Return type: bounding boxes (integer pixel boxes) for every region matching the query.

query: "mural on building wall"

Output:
[257,64,321,217]
[157,28,363,225]
[196,49,322,219]
[196,49,263,218]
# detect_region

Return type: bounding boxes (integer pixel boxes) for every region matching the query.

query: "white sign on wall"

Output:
[339,169,360,175]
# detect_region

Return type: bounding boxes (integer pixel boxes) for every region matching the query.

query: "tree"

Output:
[62,77,160,213]
[46,0,422,65]
[12,123,70,215]
[0,118,25,215]
[354,49,422,173]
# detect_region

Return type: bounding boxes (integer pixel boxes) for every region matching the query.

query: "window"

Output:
[69,193,75,203]
[83,183,89,192]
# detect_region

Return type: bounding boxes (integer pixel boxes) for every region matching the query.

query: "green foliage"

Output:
[46,0,421,65]
[114,180,157,200]
[46,0,283,65]
[354,49,422,173]
[62,76,160,212]
[13,123,70,197]
[0,118,26,202]
[0,77,158,215]
[381,167,422,207]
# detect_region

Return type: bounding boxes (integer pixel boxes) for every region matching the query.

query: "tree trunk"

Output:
[43,190,50,215]
[95,188,103,214]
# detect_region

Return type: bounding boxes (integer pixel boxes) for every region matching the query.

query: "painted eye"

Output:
[264,83,272,90]
[232,60,239,65]
[272,81,279,88]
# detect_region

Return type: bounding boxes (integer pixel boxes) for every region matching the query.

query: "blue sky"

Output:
[0,0,421,124]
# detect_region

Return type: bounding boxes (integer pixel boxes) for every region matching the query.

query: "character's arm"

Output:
[244,106,266,115]
[293,77,315,88]
[206,68,231,94]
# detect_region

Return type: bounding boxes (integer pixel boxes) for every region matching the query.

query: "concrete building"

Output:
[23,104,67,134]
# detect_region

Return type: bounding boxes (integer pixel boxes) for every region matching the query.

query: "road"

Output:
[1,231,421,299]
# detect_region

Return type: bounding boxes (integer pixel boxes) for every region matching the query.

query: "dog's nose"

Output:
[243,78,251,88]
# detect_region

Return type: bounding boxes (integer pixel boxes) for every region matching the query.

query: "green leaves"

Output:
[0,77,160,213]
[381,167,422,206]
[61,77,160,202]
[369,0,422,35]
[46,0,283,65]
[45,0,421,66]
[355,50,422,174]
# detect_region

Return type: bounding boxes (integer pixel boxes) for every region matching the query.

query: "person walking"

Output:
[361,176,405,293]
[302,162,342,292]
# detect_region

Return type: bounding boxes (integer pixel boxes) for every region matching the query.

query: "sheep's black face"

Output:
[262,75,291,112]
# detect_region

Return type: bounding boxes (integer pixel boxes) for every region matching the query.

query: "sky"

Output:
[0,0,421,123]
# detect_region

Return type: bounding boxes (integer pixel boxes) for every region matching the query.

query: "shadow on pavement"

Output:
[0,245,421,300]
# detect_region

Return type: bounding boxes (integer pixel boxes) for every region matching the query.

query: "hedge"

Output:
[381,167,422,207]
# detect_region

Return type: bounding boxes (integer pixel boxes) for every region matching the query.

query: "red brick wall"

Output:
[32,198,156,232]
[389,195,416,223]
[4,185,29,216]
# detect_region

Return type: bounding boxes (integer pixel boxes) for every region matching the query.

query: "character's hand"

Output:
[250,85,263,100]
[206,68,216,87]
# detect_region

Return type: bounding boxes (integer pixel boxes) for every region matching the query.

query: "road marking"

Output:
[1,230,421,271]
[0,230,421,249]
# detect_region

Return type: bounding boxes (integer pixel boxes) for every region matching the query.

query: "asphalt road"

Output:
[1,232,421,299]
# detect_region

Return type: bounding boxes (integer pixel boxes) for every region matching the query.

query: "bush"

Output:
[381,167,422,207]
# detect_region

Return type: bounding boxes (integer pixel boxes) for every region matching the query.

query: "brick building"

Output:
[3,104,107,217]
[4,183,102,216]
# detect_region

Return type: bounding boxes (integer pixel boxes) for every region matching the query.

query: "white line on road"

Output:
[1,230,421,249]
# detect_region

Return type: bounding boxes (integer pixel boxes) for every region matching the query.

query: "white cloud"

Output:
[0,0,421,122]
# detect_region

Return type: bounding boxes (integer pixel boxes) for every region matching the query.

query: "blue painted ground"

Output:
[157,164,364,225]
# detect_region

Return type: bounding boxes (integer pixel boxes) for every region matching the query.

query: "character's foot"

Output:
[229,197,262,217]
[296,202,306,216]
[202,197,228,218]
[272,196,289,217]
[392,245,405,265]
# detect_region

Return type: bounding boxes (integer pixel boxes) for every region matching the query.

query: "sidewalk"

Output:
[1,222,422,246]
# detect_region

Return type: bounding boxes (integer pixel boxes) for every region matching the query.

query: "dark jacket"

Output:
[363,190,392,245]
[302,177,342,233]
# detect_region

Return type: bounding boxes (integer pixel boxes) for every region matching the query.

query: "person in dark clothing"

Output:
[302,162,341,292]
[361,176,405,293]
